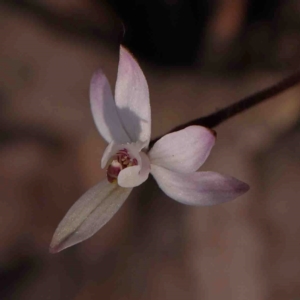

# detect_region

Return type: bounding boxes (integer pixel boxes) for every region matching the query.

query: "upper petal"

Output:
[90,70,131,144]
[115,46,151,146]
[50,180,132,253]
[149,126,215,173]
[151,165,249,206]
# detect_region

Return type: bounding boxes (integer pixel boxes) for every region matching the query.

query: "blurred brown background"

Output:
[1,0,300,299]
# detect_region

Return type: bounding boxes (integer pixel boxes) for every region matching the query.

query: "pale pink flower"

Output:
[50,46,249,253]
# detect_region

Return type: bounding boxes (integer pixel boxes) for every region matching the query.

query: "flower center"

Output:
[107,148,138,183]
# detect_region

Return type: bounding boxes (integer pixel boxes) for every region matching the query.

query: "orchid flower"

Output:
[50,46,249,253]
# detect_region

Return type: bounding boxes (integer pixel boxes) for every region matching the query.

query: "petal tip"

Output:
[238,181,250,194]
[120,44,132,58]
[49,239,70,254]
[232,179,250,198]
[49,244,61,254]
[49,234,70,254]
[200,126,217,139]
[90,69,105,85]
[209,128,217,138]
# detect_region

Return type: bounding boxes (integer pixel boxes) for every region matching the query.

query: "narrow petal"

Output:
[151,165,249,206]
[118,152,150,188]
[90,70,130,144]
[115,46,151,146]
[50,180,132,253]
[149,126,215,173]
